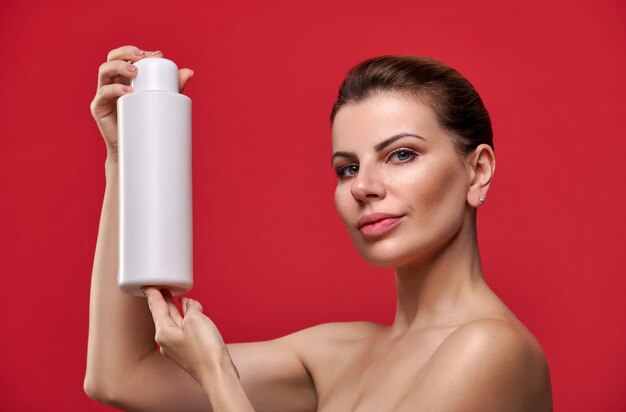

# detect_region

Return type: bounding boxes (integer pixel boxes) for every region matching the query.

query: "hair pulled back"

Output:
[330,56,493,155]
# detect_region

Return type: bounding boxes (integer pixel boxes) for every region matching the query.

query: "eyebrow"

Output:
[330,133,426,165]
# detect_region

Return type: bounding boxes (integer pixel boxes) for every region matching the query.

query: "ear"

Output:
[466,144,495,208]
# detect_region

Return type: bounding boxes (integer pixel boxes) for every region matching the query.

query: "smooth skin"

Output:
[85,45,553,411]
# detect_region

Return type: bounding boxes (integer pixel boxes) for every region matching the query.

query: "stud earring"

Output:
[479,196,485,202]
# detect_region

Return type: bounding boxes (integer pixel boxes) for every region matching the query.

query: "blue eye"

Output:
[334,149,417,179]
[388,148,417,163]
[336,164,359,178]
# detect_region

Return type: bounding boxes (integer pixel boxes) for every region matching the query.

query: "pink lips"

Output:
[357,213,405,237]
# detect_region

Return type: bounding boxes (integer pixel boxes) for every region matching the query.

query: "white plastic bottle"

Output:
[117,57,193,297]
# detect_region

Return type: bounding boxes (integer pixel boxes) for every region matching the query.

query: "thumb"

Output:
[179,68,194,93]
[182,296,204,316]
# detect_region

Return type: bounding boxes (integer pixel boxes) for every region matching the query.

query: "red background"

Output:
[1,0,625,410]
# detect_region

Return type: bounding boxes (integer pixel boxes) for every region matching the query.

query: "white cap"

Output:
[131,57,179,93]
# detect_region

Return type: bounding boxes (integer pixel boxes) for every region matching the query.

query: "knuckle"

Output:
[98,61,108,75]
[186,311,202,321]
[123,44,138,54]
[184,311,205,324]
[107,45,139,62]
[154,329,166,345]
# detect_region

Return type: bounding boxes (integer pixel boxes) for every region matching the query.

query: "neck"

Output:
[389,212,488,337]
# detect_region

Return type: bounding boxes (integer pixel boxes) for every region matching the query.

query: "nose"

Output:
[350,163,386,203]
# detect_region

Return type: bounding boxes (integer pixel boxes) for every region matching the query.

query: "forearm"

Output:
[85,154,157,394]
[202,366,255,412]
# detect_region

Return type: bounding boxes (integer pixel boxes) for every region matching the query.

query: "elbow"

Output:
[83,373,119,406]
[84,371,138,410]
[83,376,102,402]
[83,375,109,404]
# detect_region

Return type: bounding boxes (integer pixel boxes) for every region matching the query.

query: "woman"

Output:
[85,45,553,411]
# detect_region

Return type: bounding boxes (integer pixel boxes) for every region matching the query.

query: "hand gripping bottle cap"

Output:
[131,57,179,93]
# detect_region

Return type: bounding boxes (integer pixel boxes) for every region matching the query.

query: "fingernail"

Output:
[150,50,162,56]
[133,49,144,56]
[186,298,195,308]
[123,86,133,93]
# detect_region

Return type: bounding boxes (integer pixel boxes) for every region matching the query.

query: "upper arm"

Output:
[398,320,552,412]
[109,327,319,412]
[226,332,317,412]
[224,320,378,411]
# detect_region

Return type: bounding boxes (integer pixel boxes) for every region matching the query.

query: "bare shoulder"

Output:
[290,320,383,342]
[281,321,384,360]
[404,318,552,411]
[443,318,547,363]
[283,320,383,374]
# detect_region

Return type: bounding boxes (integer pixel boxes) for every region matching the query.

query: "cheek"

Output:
[334,185,351,225]
[399,160,468,230]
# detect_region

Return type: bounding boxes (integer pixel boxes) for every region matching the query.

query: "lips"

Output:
[356,212,405,230]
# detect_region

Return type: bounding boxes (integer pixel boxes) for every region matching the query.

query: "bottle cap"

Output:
[131,57,179,93]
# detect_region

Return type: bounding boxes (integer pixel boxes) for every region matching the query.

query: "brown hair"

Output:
[330,56,493,155]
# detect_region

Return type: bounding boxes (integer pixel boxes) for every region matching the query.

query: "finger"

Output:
[99,47,164,88]
[143,286,177,329]
[181,296,189,316]
[106,45,163,63]
[162,288,183,327]
[178,68,194,93]
[90,83,133,119]
[97,60,139,89]
[184,297,204,315]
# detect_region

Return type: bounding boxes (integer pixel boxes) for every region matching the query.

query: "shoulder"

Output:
[417,318,552,411]
[282,320,382,370]
[288,320,383,344]
[443,318,543,358]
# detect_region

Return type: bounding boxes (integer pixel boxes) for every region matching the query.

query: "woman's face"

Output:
[331,92,473,268]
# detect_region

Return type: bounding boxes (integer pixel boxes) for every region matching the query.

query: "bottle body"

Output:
[117,91,193,296]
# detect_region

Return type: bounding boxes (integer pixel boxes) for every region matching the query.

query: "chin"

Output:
[350,227,460,269]
[352,237,427,268]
